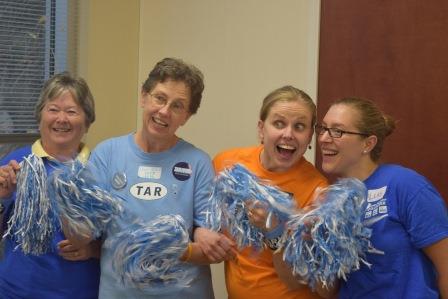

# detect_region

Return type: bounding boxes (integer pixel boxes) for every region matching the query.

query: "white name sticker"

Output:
[138,166,162,179]
[367,186,387,202]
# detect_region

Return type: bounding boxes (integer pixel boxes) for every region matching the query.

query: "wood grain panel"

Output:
[317,0,448,200]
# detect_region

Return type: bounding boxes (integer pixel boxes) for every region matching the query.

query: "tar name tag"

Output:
[130,182,167,200]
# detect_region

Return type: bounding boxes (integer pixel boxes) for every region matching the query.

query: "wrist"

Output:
[181,242,193,262]
[0,193,14,201]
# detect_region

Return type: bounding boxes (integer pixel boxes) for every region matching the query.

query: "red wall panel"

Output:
[317,0,448,200]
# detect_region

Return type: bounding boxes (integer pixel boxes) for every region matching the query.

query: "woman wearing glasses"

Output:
[89,58,234,299]
[316,97,448,298]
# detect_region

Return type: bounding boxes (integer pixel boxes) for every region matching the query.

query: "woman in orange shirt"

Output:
[197,85,331,299]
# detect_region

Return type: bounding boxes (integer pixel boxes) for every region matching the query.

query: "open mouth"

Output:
[276,144,296,158]
[321,149,338,157]
[152,116,168,127]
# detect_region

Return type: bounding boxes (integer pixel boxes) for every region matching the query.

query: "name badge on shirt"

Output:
[112,172,127,190]
[367,186,387,202]
[138,166,162,179]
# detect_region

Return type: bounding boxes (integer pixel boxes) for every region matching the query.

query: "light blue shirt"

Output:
[90,134,215,299]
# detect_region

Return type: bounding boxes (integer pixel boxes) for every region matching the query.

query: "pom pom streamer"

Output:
[207,164,296,250]
[4,154,57,255]
[108,214,194,291]
[283,178,382,290]
[48,160,123,240]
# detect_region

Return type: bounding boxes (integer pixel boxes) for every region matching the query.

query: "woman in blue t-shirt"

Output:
[0,72,100,299]
[316,97,448,298]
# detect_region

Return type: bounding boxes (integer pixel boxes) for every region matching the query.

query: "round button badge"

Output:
[112,172,127,190]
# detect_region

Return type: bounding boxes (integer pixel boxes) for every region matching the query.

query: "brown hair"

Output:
[333,97,396,161]
[142,57,205,114]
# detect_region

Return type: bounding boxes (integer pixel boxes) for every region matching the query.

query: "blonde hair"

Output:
[259,85,316,125]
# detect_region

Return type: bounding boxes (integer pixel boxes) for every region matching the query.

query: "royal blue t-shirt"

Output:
[0,145,100,299]
[339,164,448,298]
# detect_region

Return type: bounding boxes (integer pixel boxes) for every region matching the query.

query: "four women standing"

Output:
[1,68,447,298]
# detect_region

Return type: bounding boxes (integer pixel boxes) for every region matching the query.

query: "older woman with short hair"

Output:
[0,72,100,299]
[90,57,234,299]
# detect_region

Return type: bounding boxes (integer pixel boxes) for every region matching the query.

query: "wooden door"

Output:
[317,0,448,201]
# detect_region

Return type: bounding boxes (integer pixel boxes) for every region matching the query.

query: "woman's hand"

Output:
[60,216,94,248]
[193,227,237,263]
[247,200,279,232]
[0,160,20,198]
[57,239,101,261]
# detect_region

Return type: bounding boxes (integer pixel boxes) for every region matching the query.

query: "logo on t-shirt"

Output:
[172,162,192,181]
[364,186,389,225]
[130,182,167,200]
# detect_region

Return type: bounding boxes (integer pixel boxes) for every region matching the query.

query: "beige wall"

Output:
[138,1,320,298]
[138,0,321,161]
[78,0,140,148]
[80,1,320,298]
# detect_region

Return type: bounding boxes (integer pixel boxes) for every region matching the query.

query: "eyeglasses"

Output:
[315,124,369,138]
[148,93,188,114]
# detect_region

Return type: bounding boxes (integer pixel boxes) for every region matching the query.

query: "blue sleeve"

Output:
[192,154,214,228]
[88,142,112,190]
[1,146,30,166]
[402,182,448,248]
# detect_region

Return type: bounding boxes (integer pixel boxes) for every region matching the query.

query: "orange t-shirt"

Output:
[213,146,328,299]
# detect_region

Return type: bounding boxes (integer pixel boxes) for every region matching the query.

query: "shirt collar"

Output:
[31,139,90,163]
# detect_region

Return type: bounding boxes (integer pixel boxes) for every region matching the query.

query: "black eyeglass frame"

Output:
[315,124,369,138]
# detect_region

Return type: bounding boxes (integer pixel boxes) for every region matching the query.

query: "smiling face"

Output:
[318,103,375,178]
[258,99,314,172]
[39,90,88,158]
[139,80,191,150]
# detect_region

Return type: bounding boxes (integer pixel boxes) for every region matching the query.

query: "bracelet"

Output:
[183,242,193,262]
[264,223,285,251]
[265,235,283,251]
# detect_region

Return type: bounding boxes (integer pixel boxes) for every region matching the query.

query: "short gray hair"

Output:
[34,72,95,127]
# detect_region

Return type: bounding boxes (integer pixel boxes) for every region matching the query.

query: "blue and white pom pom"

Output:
[207,163,296,251]
[4,154,57,255]
[48,159,123,240]
[108,214,194,292]
[283,178,382,290]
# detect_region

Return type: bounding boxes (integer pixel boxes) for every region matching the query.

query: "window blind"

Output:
[0,0,74,137]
